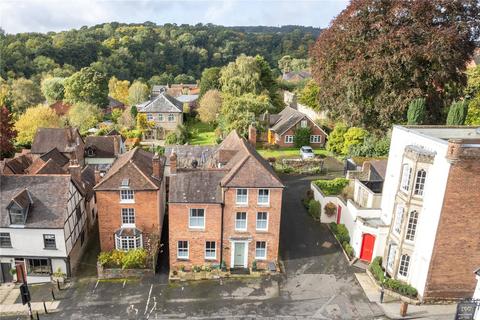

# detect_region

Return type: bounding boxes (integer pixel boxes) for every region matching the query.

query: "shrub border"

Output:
[365,268,420,305]
[327,223,354,262]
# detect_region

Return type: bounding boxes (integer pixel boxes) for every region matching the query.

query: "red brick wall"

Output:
[275,118,326,148]
[168,203,222,270]
[423,159,480,300]
[96,190,162,252]
[222,187,283,270]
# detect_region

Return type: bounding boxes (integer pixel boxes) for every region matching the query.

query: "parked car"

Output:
[300,146,315,160]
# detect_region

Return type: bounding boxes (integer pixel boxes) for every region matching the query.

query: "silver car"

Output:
[300,146,315,160]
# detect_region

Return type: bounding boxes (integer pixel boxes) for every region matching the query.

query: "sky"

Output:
[0,0,349,34]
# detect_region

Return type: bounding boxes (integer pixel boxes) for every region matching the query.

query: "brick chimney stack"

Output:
[248,124,257,147]
[68,159,81,182]
[113,136,120,156]
[170,152,177,175]
[152,153,164,180]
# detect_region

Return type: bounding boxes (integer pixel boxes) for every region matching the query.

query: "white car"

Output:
[300,146,315,160]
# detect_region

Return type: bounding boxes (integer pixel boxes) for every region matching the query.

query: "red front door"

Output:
[360,233,375,262]
[336,206,342,224]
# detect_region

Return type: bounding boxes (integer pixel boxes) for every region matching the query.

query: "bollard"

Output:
[400,301,408,317]
[51,288,56,301]
[36,311,40,320]
[380,287,385,303]
[43,301,48,314]
[57,280,60,291]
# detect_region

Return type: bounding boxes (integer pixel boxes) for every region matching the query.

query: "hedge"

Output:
[98,249,148,269]
[314,178,349,196]
[369,257,418,299]
[329,222,353,258]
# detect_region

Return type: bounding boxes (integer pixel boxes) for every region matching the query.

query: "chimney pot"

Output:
[170,152,177,174]
[152,153,163,180]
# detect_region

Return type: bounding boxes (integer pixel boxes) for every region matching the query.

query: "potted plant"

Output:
[324,202,337,217]
[51,267,66,283]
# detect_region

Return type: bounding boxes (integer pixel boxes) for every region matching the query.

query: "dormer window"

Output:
[121,179,130,188]
[9,208,26,225]
[87,147,95,157]
[7,189,32,226]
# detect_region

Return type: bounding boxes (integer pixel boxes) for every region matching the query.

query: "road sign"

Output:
[455,299,479,320]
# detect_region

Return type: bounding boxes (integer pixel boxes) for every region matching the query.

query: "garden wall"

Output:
[97,263,154,279]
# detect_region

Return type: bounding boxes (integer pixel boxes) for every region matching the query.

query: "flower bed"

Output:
[369,257,418,299]
[97,249,154,279]
[314,178,349,196]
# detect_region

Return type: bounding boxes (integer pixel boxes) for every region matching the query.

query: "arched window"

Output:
[405,211,419,241]
[414,169,427,196]
[398,254,410,277]
[400,164,412,192]
[394,205,404,234]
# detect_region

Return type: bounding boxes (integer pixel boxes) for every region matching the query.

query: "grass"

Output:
[256,147,331,159]
[187,121,216,145]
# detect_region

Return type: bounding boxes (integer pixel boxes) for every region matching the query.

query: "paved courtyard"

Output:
[2,174,386,319]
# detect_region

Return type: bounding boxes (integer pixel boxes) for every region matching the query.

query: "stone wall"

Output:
[97,263,154,279]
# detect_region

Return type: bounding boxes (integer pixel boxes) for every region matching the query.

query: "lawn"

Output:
[187,121,216,145]
[256,147,331,159]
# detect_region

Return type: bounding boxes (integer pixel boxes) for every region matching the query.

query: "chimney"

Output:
[170,152,177,175]
[68,159,81,182]
[152,153,163,180]
[248,124,257,147]
[113,136,120,156]
[94,169,102,185]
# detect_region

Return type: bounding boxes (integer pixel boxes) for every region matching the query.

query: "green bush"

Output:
[98,249,149,269]
[369,256,385,283]
[368,256,418,298]
[343,242,354,258]
[342,127,368,155]
[350,133,390,157]
[308,200,321,220]
[407,98,426,125]
[293,127,311,148]
[314,178,349,196]
[329,222,350,244]
[446,100,468,125]
[326,123,347,154]
[303,189,314,208]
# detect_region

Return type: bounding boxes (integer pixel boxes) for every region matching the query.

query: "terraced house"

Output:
[167,131,284,271]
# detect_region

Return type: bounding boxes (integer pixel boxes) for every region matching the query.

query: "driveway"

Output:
[4,174,384,320]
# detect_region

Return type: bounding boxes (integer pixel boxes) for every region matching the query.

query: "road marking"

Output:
[123,280,126,288]
[92,280,99,293]
[312,294,337,319]
[144,284,153,315]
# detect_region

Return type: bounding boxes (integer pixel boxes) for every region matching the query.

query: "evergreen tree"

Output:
[407,98,426,125]
[446,100,468,125]
[0,106,17,159]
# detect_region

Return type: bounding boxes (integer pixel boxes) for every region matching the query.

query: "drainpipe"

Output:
[219,188,226,269]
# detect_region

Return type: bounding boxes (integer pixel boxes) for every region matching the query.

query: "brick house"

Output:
[94,147,166,253]
[262,106,327,148]
[380,126,480,301]
[167,131,284,271]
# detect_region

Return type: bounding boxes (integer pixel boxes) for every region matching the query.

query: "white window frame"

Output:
[256,212,268,231]
[205,241,216,260]
[394,205,404,235]
[284,135,294,144]
[255,241,267,260]
[405,210,419,242]
[115,234,143,251]
[235,212,247,231]
[168,114,175,122]
[398,254,410,278]
[158,113,164,121]
[387,244,397,272]
[43,234,56,249]
[300,120,308,128]
[236,188,248,205]
[120,190,134,203]
[414,169,426,196]
[310,135,321,143]
[121,208,135,227]
[400,164,412,192]
[147,113,153,121]
[0,232,12,248]
[189,208,205,229]
[257,189,270,206]
[177,240,189,259]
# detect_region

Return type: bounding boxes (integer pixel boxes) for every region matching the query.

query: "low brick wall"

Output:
[97,263,154,279]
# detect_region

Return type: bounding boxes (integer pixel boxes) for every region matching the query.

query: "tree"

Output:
[219,93,272,136]
[326,123,348,154]
[220,55,262,96]
[298,80,320,110]
[407,98,426,125]
[136,113,153,132]
[294,127,311,148]
[342,127,368,155]
[64,67,109,107]
[0,79,12,110]
[128,81,149,106]
[199,67,221,96]
[14,104,62,145]
[111,108,123,124]
[68,102,103,133]
[41,77,65,104]
[174,74,195,84]
[130,105,138,118]
[198,89,222,123]
[465,95,480,125]
[446,100,468,125]
[108,76,130,105]
[310,0,480,129]
[465,65,480,98]
[0,106,17,159]
[278,55,293,74]
[148,73,174,87]
[11,78,44,114]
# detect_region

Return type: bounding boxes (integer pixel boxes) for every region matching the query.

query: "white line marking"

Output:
[144,284,153,315]
[92,280,99,293]
[123,280,126,288]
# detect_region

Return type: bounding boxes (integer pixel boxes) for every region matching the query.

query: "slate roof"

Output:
[85,136,120,158]
[137,92,183,113]
[40,148,70,167]
[94,147,165,191]
[0,175,74,228]
[169,170,226,203]
[31,128,83,154]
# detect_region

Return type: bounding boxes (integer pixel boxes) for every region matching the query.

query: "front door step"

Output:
[230,268,250,275]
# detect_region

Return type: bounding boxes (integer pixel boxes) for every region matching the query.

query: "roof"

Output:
[39,148,70,167]
[164,145,218,168]
[361,181,384,194]
[169,170,226,203]
[8,188,32,209]
[176,95,199,103]
[28,158,66,174]
[282,70,311,81]
[0,175,74,228]
[94,147,164,191]
[31,127,84,154]
[270,107,311,135]
[137,92,183,113]
[3,154,33,174]
[369,160,387,180]
[108,96,125,109]
[397,125,480,142]
[106,129,126,142]
[85,136,120,158]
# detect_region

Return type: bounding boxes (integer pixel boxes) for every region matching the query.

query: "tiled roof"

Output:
[169,170,226,203]
[282,70,311,81]
[31,127,83,154]
[270,106,326,136]
[3,154,33,174]
[138,92,183,113]
[164,145,218,168]
[39,147,70,167]
[85,136,120,158]
[94,147,164,191]
[8,188,32,209]
[0,175,73,228]
[107,96,125,109]
[369,160,388,180]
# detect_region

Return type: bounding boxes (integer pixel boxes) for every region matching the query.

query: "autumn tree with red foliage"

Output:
[0,106,17,159]
[310,0,479,130]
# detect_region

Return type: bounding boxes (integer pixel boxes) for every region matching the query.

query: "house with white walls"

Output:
[380,126,480,301]
[0,175,88,284]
